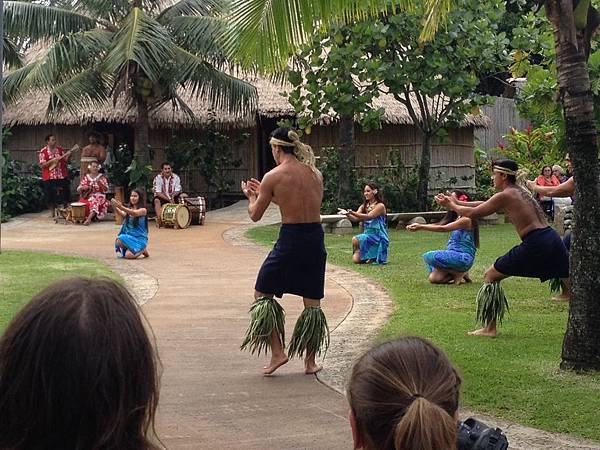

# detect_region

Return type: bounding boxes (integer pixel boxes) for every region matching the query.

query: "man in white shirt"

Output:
[153,162,187,227]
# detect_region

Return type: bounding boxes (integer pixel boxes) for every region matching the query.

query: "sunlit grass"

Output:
[247,223,600,441]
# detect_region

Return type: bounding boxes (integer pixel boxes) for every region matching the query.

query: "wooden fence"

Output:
[474,97,530,154]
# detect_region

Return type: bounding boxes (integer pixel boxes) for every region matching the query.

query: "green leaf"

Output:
[104,7,175,82]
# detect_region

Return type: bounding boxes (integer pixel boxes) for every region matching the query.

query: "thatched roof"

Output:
[2,75,490,129]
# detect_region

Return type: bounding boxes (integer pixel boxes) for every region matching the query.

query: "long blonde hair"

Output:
[348,336,461,450]
[269,127,318,173]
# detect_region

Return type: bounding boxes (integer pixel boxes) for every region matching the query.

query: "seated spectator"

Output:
[153,162,188,227]
[535,165,560,219]
[552,164,569,183]
[0,278,161,450]
[76,160,109,225]
[348,336,461,450]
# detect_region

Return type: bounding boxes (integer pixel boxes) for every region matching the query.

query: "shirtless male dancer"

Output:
[437,159,569,337]
[240,127,329,375]
[527,153,576,301]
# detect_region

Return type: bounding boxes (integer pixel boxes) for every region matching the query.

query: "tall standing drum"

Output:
[160,203,191,229]
[183,196,206,225]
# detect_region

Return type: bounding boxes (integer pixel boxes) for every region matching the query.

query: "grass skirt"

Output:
[240,296,285,355]
[475,282,509,326]
[288,306,330,359]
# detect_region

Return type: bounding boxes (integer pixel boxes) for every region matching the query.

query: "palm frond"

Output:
[157,0,228,22]
[72,0,131,23]
[169,15,228,57]
[47,69,110,116]
[104,7,175,82]
[475,282,510,326]
[3,36,24,69]
[174,46,256,115]
[23,29,113,91]
[4,1,99,41]
[3,63,37,102]
[420,0,453,41]
[225,0,415,72]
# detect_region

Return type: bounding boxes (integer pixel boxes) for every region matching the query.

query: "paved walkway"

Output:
[2,203,599,450]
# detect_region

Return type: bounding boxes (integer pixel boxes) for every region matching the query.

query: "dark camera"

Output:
[457,417,509,450]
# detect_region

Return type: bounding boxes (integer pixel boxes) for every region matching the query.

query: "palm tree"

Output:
[542,0,600,371]
[3,0,257,163]
[226,0,451,71]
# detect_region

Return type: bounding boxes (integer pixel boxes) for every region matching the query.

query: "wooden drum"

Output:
[183,196,206,225]
[160,203,191,229]
[70,202,87,221]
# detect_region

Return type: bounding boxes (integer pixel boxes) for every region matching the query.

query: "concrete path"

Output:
[2,203,599,450]
[1,205,354,449]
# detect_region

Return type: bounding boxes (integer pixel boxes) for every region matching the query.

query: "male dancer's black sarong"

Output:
[255,223,327,299]
[494,226,569,281]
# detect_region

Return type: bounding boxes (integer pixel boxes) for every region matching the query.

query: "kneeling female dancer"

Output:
[340,182,389,265]
[406,191,478,285]
[113,189,150,259]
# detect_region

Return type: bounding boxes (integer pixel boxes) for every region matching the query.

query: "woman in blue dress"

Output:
[339,182,389,264]
[406,192,478,284]
[112,189,149,259]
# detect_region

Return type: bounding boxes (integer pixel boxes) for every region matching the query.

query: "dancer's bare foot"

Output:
[263,355,289,375]
[452,275,466,285]
[463,273,472,283]
[304,362,323,375]
[142,249,150,258]
[468,327,497,337]
[83,219,91,226]
[551,293,570,301]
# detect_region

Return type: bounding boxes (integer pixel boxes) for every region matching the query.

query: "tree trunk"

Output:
[416,133,432,211]
[338,115,355,204]
[549,4,600,371]
[134,96,150,165]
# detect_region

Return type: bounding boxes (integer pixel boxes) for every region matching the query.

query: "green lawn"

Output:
[0,250,120,333]
[247,223,600,441]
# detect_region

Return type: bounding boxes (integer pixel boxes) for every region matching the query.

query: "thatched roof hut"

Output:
[3,74,488,195]
[3,76,489,129]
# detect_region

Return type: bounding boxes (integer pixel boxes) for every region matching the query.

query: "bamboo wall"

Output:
[5,124,258,198]
[474,97,529,154]
[5,120,476,197]
[305,123,476,191]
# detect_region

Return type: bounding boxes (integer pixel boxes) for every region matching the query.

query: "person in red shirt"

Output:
[535,165,560,219]
[38,134,71,217]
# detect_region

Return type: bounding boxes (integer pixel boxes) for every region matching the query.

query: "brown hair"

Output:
[348,336,461,450]
[0,278,161,450]
[438,190,479,248]
[361,182,385,213]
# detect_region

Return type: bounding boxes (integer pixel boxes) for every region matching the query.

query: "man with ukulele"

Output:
[38,134,78,217]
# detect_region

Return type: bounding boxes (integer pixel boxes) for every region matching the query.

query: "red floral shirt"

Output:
[39,146,68,181]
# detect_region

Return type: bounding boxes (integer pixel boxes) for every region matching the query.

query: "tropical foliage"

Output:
[288,0,508,210]
[2,0,257,162]
[1,129,45,222]
[227,0,453,71]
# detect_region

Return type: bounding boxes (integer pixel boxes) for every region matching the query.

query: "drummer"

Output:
[80,131,106,179]
[153,162,188,227]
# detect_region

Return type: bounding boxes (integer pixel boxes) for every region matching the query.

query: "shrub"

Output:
[1,149,45,221]
[317,147,420,213]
